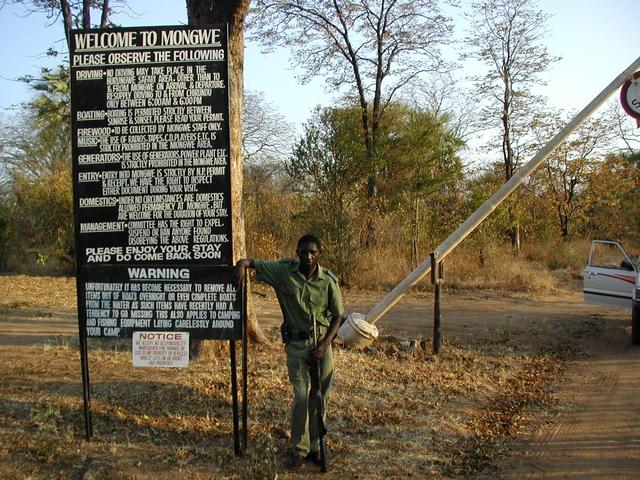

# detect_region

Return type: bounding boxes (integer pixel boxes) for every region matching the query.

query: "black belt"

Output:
[282,325,327,343]
[288,329,311,341]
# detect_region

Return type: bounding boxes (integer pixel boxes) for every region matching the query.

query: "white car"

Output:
[582,239,639,343]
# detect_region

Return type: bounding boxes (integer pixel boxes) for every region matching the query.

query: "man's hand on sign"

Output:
[234,258,254,288]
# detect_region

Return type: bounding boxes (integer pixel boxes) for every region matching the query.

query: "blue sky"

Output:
[0,0,638,131]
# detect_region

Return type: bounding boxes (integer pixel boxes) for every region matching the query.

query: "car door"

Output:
[583,240,636,309]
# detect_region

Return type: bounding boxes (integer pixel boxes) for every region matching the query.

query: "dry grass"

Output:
[1,237,592,297]
[521,239,592,276]
[1,274,77,309]
[349,245,563,294]
[0,330,569,479]
[350,242,413,291]
[343,239,592,294]
[445,252,561,293]
[0,273,586,479]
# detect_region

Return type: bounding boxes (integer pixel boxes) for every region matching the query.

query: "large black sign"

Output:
[70,27,248,451]
[70,26,232,267]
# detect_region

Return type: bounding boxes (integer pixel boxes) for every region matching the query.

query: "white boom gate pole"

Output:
[366,56,640,325]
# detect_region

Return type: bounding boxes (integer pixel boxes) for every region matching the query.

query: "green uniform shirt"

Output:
[254,259,344,333]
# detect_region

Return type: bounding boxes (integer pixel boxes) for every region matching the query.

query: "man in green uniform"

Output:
[235,234,346,469]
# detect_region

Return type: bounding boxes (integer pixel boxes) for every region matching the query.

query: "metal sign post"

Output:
[242,275,248,453]
[230,338,241,455]
[230,276,248,457]
[430,253,444,354]
[77,274,93,440]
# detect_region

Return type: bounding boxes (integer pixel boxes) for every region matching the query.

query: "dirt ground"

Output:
[1,275,639,478]
[496,303,640,479]
[260,284,640,478]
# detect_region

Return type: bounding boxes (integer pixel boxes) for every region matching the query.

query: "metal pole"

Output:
[241,275,248,454]
[79,329,93,439]
[434,281,441,354]
[230,339,241,456]
[366,55,640,326]
[76,276,93,440]
[430,253,443,354]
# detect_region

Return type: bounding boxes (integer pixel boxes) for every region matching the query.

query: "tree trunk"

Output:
[412,193,419,269]
[559,208,570,237]
[502,69,521,254]
[100,0,110,28]
[186,0,267,343]
[60,0,73,47]
[507,204,521,254]
[510,222,521,254]
[82,0,90,28]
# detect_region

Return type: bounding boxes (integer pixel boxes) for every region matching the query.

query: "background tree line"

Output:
[0,0,639,291]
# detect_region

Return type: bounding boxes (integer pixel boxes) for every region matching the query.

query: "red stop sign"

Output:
[620,71,640,126]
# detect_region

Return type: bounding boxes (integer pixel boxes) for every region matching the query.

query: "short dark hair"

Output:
[297,233,321,251]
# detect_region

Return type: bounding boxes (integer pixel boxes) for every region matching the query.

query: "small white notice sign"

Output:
[132,331,190,368]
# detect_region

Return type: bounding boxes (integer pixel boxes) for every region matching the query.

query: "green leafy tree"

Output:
[287,107,368,280]
[288,104,464,276]
[383,106,464,265]
[455,166,510,266]
[0,68,74,272]
[18,67,71,171]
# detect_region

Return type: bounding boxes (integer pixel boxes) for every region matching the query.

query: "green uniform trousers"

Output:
[285,339,334,456]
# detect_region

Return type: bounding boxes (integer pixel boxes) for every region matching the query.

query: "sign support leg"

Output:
[76,275,93,440]
[230,339,241,456]
[241,276,248,454]
[430,253,444,355]
[434,279,442,354]
[78,320,93,439]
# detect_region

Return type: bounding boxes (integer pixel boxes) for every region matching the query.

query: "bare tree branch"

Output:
[249,0,453,204]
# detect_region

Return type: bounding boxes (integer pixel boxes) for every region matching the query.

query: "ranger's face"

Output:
[296,241,320,274]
